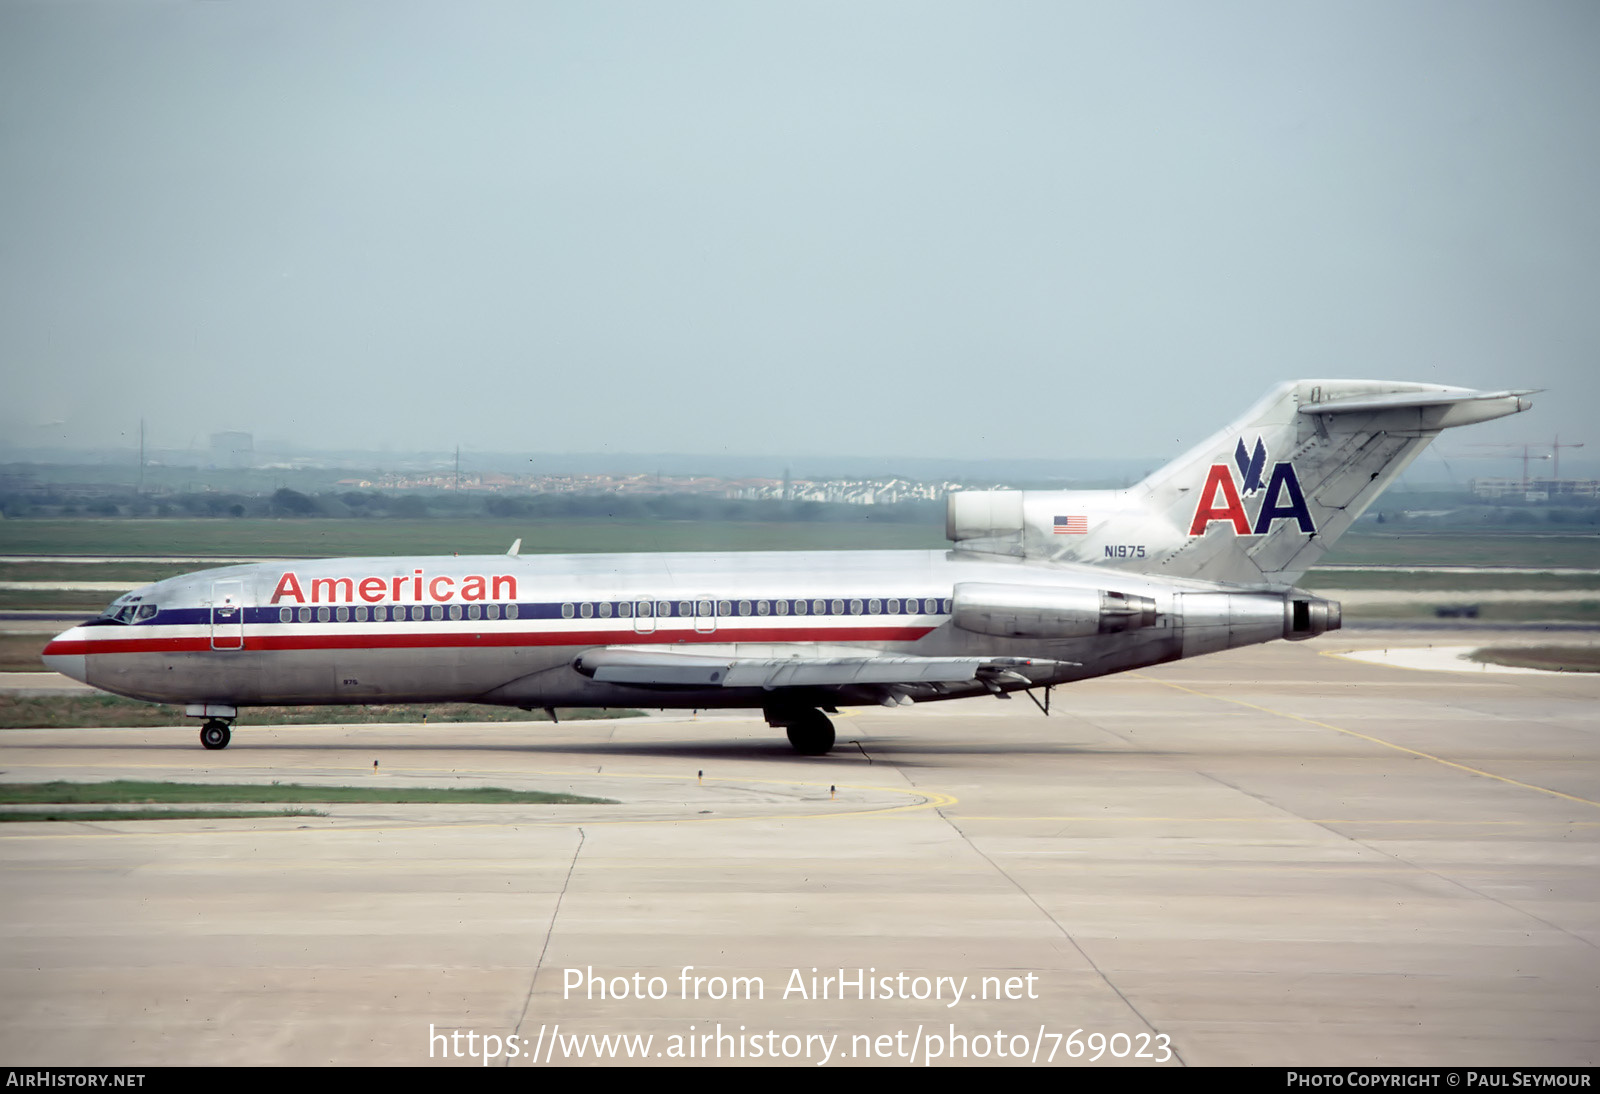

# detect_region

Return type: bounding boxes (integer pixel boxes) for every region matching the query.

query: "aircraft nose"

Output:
[40,635,88,684]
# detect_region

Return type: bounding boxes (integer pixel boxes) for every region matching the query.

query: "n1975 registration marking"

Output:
[1105,545,1146,559]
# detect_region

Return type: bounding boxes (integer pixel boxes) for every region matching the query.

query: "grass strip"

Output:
[1303,571,1600,591]
[1321,533,1600,569]
[1344,600,1600,623]
[0,634,55,671]
[0,781,615,805]
[0,808,324,822]
[0,590,112,611]
[1468,646,1600,673]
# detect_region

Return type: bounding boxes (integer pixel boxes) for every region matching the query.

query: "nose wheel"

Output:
[200,719,232,750]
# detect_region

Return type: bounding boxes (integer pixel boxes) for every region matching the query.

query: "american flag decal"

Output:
[1053,514,1089,535]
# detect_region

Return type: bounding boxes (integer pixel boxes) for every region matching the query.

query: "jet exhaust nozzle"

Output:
[1284,596,1341,640]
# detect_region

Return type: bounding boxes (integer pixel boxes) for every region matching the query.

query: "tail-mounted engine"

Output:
[952,582,1158,639]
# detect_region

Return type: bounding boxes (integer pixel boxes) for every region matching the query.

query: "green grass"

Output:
[0,562,204,583]
[0,809,324,822]
[0,634,50,671]
[0,518,946,557]
[1346,600,1600,623]
[1322,533,1600,569]
[1467,646,1600,673]
[0,781,613,805]
[1302,571,1600,591]
[0,694,644,729]
[0,589,111,611]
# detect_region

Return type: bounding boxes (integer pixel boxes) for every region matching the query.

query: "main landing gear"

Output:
[766,708,835,756]
[199,719,232,750]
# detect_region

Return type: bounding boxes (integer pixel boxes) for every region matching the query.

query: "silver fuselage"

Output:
[42,549,1314,712]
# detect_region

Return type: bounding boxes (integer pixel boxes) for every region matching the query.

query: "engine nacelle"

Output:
[1284,595,1341,640]
[952,582,1158,639]
[946,491,1025,544]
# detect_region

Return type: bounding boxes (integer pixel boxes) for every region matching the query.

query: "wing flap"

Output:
[574,647,1061,690]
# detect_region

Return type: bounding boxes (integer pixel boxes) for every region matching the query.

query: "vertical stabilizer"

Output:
[947,380,1533,585]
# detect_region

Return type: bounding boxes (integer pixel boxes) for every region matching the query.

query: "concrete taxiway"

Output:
[0,631,1596,1067]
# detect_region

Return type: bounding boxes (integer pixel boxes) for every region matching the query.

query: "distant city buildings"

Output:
[1471,477,1599,502]
[334,470,986,504]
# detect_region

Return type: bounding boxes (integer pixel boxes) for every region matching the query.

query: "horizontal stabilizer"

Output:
[1298,388,1535,414]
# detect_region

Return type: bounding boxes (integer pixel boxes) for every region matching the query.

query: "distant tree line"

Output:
[0,486,945,525]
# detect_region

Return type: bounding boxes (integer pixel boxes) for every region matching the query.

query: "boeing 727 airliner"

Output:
[41,379,1532,754]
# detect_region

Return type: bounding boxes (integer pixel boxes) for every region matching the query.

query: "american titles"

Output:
[270,569,517,605]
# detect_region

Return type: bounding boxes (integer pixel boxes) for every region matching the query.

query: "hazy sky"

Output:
[2,1,1596,465]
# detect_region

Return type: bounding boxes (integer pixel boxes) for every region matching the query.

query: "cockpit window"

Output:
[88,594,154,626]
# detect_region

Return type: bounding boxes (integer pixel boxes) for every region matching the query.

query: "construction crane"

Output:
[1468,443,1551,489]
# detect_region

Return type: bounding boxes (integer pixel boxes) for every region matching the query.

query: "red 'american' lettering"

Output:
[270,569,517,604]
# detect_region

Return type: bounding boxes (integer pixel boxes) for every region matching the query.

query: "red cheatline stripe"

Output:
[44,625,938,657]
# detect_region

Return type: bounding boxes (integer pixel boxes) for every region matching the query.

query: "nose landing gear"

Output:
[199,719,232,750]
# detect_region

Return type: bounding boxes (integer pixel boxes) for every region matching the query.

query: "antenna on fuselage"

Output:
[507,538,522,557]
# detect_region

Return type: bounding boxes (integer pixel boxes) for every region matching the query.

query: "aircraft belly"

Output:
[260,645,570,705]
[87,651,264,705]
[80,645,574,707]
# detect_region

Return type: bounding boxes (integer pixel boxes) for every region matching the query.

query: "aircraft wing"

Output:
[573,646,1067,690]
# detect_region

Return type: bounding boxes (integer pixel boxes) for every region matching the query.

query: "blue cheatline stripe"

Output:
[139,596,955,627]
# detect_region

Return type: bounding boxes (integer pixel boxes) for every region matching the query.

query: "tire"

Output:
[200,721,231,750]
[785,710,835,756]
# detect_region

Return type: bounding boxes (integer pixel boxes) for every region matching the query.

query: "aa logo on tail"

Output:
[1188,438,1316,536]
